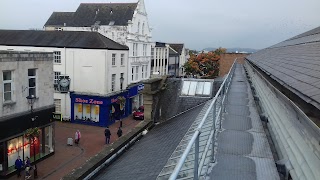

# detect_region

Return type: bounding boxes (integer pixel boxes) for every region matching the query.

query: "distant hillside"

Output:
[203,47,259,53]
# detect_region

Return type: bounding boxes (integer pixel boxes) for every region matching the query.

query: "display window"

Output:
[74,103,100,122]
[2,125,54,173]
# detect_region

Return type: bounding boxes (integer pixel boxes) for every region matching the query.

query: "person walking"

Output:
[15,156,23,178]
[75,130,81,145]
[117,127,123,138]
[105,127,111,144]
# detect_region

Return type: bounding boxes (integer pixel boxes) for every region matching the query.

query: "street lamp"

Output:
[120,76,124,91]
[26,94,38,178]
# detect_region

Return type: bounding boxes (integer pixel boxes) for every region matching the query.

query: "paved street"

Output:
[8,116,140,180]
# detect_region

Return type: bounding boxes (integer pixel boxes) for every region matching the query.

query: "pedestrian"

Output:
[14,156,23,178]
[75,130,81,144]
[117,127,123,138]
[25,157,31,168]
[104,127,111,144]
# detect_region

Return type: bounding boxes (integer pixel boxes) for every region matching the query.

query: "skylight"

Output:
[181,80,213,97]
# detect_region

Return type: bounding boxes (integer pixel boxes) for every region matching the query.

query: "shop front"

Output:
[127,83,144,114]
[0,106,55,178]
[70,91,130,127]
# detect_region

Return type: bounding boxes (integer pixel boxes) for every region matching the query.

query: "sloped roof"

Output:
[0,30,128,50]
[246,26,320,109]
[169,43,184,55]
[44,3,137,27]
[44,12,74,26]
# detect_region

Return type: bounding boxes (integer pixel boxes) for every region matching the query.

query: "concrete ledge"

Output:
[62,121,154,180]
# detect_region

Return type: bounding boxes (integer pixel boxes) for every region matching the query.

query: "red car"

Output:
[133,106,144,120]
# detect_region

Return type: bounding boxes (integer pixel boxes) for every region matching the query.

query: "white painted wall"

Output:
[151,45,169,76]
[0,52,54,117]
[0,45,128,119]
[44,0,152,85]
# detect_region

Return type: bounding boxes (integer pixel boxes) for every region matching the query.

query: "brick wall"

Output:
[219,53,248,77]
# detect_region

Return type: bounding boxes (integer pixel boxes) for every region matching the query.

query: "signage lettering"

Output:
[75,98,103,105]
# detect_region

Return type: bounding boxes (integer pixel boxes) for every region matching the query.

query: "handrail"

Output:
[169,58,238,180]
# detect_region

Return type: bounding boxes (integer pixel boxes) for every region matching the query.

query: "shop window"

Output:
[0,142,4,172]
[74,103,100,123]
[3,71,13,102]
[28,69,36,97]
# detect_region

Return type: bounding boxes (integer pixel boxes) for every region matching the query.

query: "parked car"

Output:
[133,106,144,120]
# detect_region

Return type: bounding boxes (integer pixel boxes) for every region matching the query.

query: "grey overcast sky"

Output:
[0,0,319,50]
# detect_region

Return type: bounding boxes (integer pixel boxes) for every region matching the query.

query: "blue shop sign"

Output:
[74,96,107,105]
[128,84,144,98]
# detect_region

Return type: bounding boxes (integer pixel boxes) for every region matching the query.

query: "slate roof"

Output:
[0,30,128,50]
[44,3,137,27]
[95,104,205,180]
[44,12,74,26]
[246,26,320,109]
[169,43,184,55]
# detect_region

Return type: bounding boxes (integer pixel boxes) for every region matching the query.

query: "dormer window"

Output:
[137,22,140,34]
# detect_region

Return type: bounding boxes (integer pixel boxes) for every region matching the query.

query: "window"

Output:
[28,69,36,96]
[54,99,61,112]
[121,54,124,66]
[133,43,138,56]
[112,54,116,66]
[131,67,134,81]
[54,51,61,63]
[111,74,116,92]
[142,66,144,79]
[112,32,115,40]
[3,71,13,102]
[145,65,148,78]
[120,73,124,90]
[151,47,154,57]
[54,72,61,91]
[137,22,140,34]
[135,66,139,80]
[142,23,145,35]
[143,44,147,56]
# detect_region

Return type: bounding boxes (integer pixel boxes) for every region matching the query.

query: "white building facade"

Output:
[150,42,169,76]
[0,51,55,178]
[44,0,153,86]
[0,30,129,126]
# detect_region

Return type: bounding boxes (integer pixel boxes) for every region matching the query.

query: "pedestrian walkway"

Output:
[208,63,279,179]
[8,116,139,180]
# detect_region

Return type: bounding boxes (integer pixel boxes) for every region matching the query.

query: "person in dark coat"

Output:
[117,127,123,138]
[105,127,111,144]
[15,156,24,177]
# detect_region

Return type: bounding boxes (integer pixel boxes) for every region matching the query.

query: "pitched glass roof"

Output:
[181,80,213,97]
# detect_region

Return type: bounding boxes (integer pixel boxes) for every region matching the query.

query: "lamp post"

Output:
[120,76,124,91]
[26,94,38,179]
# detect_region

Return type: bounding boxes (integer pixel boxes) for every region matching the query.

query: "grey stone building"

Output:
[0,51,55,178]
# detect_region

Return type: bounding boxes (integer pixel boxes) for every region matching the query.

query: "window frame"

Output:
[120,73,124,90]
[28,69,37,97]
[54,51,61,63]
[135,66,139,81]
[54,72,61,91]
[111,74,116,92]
[120,54,124,66]
[112,54,116,66]
[3,71,13,102]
